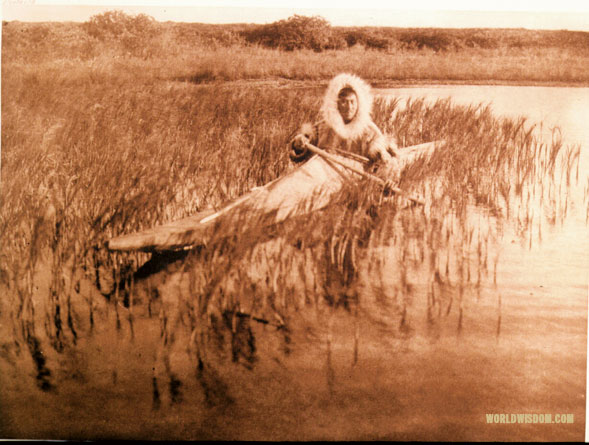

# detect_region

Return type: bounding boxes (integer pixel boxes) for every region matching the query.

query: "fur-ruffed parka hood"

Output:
[320,73,374,140]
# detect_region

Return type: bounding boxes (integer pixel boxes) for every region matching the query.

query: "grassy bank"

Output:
[3,17,589,85]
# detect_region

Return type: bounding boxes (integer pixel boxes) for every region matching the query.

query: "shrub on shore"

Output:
[243,14,336,51]
[83,10,162,58]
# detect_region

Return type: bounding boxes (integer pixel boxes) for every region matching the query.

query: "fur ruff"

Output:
[320,73,374,140]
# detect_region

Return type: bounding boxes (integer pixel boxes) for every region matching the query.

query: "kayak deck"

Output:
[107,142,440,253]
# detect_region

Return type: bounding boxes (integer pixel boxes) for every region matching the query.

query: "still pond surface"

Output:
[379,85,588,440]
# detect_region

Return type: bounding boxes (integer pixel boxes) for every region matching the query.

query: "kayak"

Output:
[107,141,440,253]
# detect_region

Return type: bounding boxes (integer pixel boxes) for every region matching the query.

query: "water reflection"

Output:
[377,85,587,340]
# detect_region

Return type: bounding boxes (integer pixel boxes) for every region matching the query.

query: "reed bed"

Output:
[0,46,583,431]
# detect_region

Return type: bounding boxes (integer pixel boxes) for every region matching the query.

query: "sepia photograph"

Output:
[1,0,587,441]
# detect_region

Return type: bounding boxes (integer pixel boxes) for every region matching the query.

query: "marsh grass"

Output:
[0,39,583,421]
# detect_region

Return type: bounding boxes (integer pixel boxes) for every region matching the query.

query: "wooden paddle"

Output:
[303,141,426,206]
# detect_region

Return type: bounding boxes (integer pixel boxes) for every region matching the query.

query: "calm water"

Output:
[1,86,587,441]
[381,85,588,439]
[382,85,588,283]
[386,85,589,183]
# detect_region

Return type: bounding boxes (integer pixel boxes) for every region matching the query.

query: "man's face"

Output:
[337,91,358,124]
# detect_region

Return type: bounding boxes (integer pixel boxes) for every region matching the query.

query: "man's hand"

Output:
[383,178,398,196]
[291,134,309,152]
[381,158,401,196]
[289,134,311,162]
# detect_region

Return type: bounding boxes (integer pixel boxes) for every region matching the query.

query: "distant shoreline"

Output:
[5,17,589,86]
[186,78,589,89]
[374,79,589,88]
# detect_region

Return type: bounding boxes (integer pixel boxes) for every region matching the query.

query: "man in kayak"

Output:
[289,73,399,179]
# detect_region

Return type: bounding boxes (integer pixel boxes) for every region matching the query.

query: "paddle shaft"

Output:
[303,142,425,206]
[203,141,429,225]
